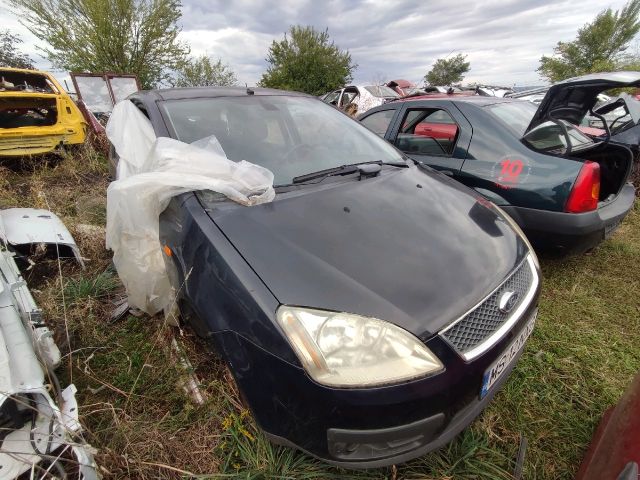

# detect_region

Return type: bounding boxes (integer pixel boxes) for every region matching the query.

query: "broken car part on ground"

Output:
[0,209,98,479]
[359,71,639,254]
[0,68,87,157]
[105,86,540,468]
[0,208,85,268]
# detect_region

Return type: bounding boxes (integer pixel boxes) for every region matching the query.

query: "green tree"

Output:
[0,30,34,69]
[259,26,356,96]
[172,55,238,87]
[8,0,189,88]
[424,54,470,86]
[538,0,640,82]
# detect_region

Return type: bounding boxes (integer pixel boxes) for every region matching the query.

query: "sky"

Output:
[0,0,632,91]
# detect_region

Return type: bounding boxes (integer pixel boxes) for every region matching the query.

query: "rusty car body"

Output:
[0,67,87,157]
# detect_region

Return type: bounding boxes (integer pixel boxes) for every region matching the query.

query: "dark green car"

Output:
[359,72,638,253]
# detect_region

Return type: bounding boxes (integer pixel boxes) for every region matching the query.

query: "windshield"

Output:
[160,95,405,185]
[487,100,595,154]
[486,101,539,136]
[364,86,399,98]
[524,120,594,153]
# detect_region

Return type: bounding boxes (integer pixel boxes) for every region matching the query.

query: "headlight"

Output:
[276,306,444,388]
[494,205,540,271]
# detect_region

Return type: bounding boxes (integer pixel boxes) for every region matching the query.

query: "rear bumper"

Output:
[502,183,636,254]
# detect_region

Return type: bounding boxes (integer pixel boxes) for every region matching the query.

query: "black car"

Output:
[109,87,540,468]
[359,72,638,254]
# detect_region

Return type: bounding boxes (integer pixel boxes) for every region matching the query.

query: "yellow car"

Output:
[0,67,87,157]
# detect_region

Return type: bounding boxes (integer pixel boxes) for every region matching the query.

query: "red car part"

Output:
[575,372,640,480]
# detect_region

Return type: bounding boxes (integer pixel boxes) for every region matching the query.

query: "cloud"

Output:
[1,0,632,89]
[179,27,273,86]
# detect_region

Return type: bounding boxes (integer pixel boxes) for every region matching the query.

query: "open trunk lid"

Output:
[525,71,640,134]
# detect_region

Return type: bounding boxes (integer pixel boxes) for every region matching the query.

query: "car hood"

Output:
[526,71,640,133]
[206,165,528,338]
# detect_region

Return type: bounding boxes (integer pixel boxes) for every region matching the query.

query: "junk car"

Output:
[108,87,540,468]
[0,68,87,157]
[386,79,425,97]
[359,72,639,253]
[320,85,399,116]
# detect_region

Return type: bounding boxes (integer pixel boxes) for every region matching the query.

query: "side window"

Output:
[324,91,340,105]
[360,109,396,137]
[395,108,459,156]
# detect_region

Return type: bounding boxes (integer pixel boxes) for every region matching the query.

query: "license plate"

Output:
[479,313,536,399]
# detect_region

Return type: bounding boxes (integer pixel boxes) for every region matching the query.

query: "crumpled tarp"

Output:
[105,100,156,179]
[105,100,275,315]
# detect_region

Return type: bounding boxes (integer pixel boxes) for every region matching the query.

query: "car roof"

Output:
[392,92,474,102]
[0,67,49,75]
[134,86,312,102]
[392,95,519,106]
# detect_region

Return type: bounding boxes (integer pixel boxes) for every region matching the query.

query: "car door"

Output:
[388,101,472,175]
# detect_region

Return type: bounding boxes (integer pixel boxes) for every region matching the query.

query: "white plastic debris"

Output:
[105,100,275,315]
[0,247,99,479]
[105,100,156,179]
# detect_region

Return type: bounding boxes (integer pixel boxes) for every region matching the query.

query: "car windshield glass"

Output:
[364,86,399,98]
[488,101,595,153]
[523,120,594,153]
[160,95,405,185]
[486,101,539,136]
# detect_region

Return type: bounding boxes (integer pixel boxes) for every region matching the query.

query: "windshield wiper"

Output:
[291,160,407,184]
[292,164,360,184]
[382,160,409,167]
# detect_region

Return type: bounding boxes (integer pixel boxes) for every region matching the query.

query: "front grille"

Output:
[441,257,535,359]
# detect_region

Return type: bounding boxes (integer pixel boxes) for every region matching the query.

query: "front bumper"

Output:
[211,299,539,468]
[502,183,635,254]
[265,346,522,469]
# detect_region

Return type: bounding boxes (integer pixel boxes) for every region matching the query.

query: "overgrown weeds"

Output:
[63,269,119,304]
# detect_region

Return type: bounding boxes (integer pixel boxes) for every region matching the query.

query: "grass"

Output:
[63,269,120,304]
[1,146,638,479]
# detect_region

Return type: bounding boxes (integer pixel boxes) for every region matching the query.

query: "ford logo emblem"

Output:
[498,291,519,313]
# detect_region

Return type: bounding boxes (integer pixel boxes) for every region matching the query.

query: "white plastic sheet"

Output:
[105,100,156,179]
[106,100,275,315]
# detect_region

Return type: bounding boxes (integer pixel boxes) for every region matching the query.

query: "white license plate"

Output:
[479,313,536,399]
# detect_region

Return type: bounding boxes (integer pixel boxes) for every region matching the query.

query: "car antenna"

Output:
[246,84,254,95]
